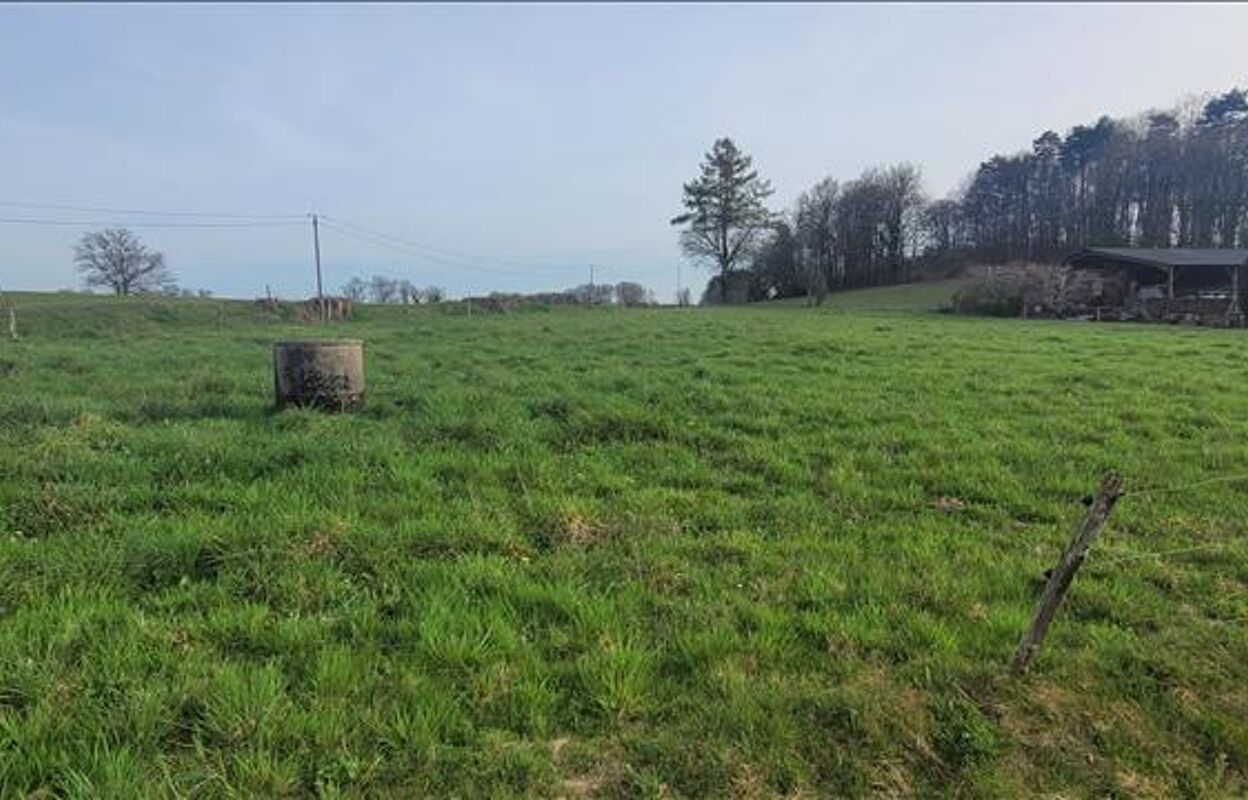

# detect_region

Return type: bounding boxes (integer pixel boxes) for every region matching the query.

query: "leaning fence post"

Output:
[1011,470,1123,674]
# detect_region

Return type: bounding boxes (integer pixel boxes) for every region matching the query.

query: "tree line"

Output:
[340,274,656,307]
[673,141,927,305]
[340,276,445,305]
[67,229,656,308]
[675,87,1248,303]
[946,87,1248,265]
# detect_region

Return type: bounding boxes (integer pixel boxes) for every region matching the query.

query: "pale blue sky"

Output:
[2,3,1246,299]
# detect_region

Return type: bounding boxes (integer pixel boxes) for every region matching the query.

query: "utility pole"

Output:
[311,213,325,322]
[588,264,595,308]
[677,261,682,307]
[1,283,14,341]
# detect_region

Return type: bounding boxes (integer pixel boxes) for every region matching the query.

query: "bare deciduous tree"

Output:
[614,281,653,307]
[569,283,615,305]
[369,275,398,304]
[74,228,174,295]
[341,277,368,302]
[795,178,840,303]
[397,280,420,305]
[880,163,925,282]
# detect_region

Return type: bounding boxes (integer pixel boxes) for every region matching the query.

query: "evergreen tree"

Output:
[672,138,775,303]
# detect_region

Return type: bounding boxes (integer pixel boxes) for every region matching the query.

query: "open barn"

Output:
[1064,247,1247,325]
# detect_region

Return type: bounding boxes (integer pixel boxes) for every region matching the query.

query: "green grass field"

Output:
[2,284,1246,797]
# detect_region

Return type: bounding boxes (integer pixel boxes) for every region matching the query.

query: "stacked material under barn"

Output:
[1064,247,1248,323]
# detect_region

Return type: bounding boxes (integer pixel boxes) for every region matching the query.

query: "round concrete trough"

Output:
[273,339,365,411]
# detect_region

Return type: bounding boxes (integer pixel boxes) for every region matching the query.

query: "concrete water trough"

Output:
[273,339,365,411]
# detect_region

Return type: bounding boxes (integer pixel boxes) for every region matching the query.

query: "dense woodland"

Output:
[710,87,1248,303]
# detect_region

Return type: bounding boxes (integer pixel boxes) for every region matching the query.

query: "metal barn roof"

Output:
[1067,247,1248,270]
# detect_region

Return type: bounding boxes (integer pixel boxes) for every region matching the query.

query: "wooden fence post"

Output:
[1011,470,1123,674]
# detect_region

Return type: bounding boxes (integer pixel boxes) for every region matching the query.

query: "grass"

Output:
[1,284,1246,796]
[767,278,972,311]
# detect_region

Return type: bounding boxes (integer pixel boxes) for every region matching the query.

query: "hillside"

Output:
[1,292,1246,796]
[761,279,970,311]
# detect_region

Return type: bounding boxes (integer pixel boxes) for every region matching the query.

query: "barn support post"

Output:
[1230,265,1242,326]
[1166,266,1175,300]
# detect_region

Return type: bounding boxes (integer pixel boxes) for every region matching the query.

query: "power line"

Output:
[0,216,305,228]
[0,200,585,274]
[0,199,303,221]
[1122,472,1248,498]
[319,219,523,276]
[320,215,554,273]
[1094,542,1231,567]
[318,218,555,277]
[319,214,580,275]
[2,201,598,295]
[322,214,566,271]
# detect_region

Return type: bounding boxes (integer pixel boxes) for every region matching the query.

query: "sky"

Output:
[2,3,1247,301]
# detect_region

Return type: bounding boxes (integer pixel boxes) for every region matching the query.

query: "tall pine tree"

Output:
[672,138,775,303]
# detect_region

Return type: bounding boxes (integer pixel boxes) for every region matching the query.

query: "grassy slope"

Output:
[1,286,1246,797]
[766,279,971,312]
